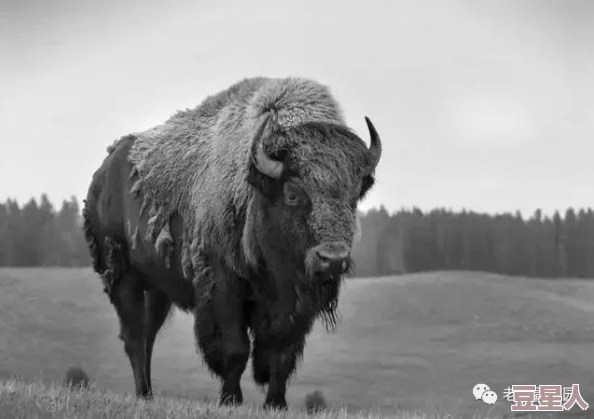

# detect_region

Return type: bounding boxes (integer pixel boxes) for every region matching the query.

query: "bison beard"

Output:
[82,76,381,411]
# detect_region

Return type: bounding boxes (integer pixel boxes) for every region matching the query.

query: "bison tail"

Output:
[81,200,103,275]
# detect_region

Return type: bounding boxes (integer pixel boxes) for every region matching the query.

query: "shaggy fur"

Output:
[82,76,381,410]
[123,77,371,324]
[126,77,345,277]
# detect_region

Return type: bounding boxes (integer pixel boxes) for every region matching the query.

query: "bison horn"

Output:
[251,115,284,179]
[255,142,283,179]
[364,116,382,175]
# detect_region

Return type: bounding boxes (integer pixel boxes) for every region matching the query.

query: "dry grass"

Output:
[0,378,456,419]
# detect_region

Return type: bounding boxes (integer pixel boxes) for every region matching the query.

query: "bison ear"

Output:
[247,162,282,200]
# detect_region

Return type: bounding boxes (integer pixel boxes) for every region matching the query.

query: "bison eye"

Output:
[285,191,300,206]
[283,182,303,207]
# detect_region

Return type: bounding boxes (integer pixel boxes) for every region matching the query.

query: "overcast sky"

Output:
[1,0,592,217]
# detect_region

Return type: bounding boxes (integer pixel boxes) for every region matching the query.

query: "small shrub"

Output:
[63,366,90,389]
[304,389,327,414]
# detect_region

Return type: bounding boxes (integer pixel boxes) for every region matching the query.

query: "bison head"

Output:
[244,114,381,304]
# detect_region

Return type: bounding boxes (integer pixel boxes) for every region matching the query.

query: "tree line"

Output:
[0,195,90,267]
[1,195,593,279]
[352,206,594,279]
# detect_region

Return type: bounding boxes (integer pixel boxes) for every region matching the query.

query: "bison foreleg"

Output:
[259,339,306,411]
[194,313,250,406]
[219,339,250,407]
[193,262,250,407]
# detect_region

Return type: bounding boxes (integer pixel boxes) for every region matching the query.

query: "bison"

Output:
[82,76,382,410]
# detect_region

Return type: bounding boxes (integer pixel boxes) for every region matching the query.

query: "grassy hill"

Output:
[1,268,594,418]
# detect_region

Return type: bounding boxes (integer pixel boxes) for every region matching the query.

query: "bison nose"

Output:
[315,247,350,275]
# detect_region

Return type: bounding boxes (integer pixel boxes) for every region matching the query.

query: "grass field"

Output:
[1,268,594,418]
[0,378,446,419]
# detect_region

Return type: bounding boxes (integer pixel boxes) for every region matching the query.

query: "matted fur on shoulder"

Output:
[125,76,345,278]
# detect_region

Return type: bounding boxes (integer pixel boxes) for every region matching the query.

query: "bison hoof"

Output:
[137,390,153,400]
[263,397,288,411]
[219,392,243,407]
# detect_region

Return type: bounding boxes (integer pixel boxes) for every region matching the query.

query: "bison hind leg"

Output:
[110,272,151,399]
[144,289,173,395]
[100,236,158,399]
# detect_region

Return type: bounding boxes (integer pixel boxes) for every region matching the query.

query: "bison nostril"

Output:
[316,249,349,261]
[315,251,349,274]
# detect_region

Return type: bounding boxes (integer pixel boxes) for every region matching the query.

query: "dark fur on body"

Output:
[82,76,381,410]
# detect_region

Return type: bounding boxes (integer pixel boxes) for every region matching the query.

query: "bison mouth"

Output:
[312,259,352,283]
[299,252,352,332]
